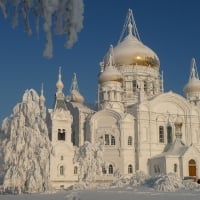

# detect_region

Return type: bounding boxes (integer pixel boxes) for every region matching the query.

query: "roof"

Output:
[55,99,68,111]
[163,138,188,156]
[152,138,188,159]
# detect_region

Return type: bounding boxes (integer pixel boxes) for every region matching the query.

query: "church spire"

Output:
[189,58,199,80]
[183,58,200,105]
[39,83,46,119]
[68,73,84,104]
[56,66,64,94]
[118,8,140,43]
[107,45,115,66]
[39,83,46,104]
[70,73,79,92]
[54,67,67,110]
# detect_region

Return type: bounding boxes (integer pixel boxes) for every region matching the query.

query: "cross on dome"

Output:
[118,8,140,43]
[70,73,79,92]
[190,58,199,80]
[107,45,115,66]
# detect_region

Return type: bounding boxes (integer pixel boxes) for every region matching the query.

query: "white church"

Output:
[10,9,200,189]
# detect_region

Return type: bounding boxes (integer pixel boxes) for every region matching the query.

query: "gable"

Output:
[150,92,191,114]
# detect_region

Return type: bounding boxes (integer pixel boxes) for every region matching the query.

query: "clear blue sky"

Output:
[0,0,200,122]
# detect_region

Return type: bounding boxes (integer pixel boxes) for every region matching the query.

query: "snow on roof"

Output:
[152,138,188,158]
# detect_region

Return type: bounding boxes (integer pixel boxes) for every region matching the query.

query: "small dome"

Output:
[39,94,46,102]
[56,79,64,90]
[103,34,159,68]
[56,67,64,92]
[99,65,123,83]
[71,90,84,104]
[183,77,200,93]
[174,115,182,126]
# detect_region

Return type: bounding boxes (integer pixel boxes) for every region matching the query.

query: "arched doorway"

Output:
[188,159,196,177]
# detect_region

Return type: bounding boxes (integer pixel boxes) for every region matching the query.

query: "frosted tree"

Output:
[73,140,104,186]
[0,89,52,193]
[0,0,84,58]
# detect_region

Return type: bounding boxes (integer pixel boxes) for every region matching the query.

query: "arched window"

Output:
[144,80,148,93]
[111,135,115,145]
[60,165,64,175]
[132,80,137,92]
[154,165,157,173]
[58,129,65,140]
[189,159,196,177]
[74,166,78,174]
[167,126,172,143]
[157,165,160,173]
[105,134,109,145]
[174,163,178,173]
[159,126,164,143]
[128,164,133,174]
[108,164,113,174]
[102,167,107,174]
[128,136,132,145]
[61,155,64,160]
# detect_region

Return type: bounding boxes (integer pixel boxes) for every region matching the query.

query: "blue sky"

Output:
[0,0,200,122]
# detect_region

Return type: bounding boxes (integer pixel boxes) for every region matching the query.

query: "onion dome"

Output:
[183,58,200,93]
[39,83,46,103]
[99,45,123,83]
[183,78,200,93]
[174,115,182,126]
[99,66,123,83]
[103,22,159,68]
[71,90,84,104]
[69,73,84,104]
[56,67,64,92]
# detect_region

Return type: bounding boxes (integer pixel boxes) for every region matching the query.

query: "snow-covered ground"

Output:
[1,172,200,200]
[1,187,200,200]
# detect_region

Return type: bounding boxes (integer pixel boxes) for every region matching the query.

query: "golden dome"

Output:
[103,23,160,68]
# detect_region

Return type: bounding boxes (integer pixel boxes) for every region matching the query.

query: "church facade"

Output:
[48,9,200,189]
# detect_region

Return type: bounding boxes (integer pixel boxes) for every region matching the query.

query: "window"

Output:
[128,164,133,174]
[60,166,64,175]
[159,126,164,143]
[105,134,109,145]
[61,155,64,160]
[144,81,148,93]
[167,126,172,143]
[133,80,137,92]
[74,166,78,174]
[60,185,64,189]
[157,165,160,173]
[102,167,107,174]
[108,164,113,174]
[174,164,178,173]
[128,136,132,145]
[111,135,115,145]
[154,165,157,173]
[58,129,65,140]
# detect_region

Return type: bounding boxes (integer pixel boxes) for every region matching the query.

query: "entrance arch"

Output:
[188,159,196,177]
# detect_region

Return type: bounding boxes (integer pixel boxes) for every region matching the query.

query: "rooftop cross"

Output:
[189,58,199,80]
[118,8,141,44]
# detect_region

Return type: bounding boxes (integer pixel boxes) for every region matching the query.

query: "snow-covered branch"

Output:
[0,0,84,58]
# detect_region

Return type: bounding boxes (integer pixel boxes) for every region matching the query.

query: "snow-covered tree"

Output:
[0,89,52,192]
[73,140,104,186]
[0,0,84,58]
